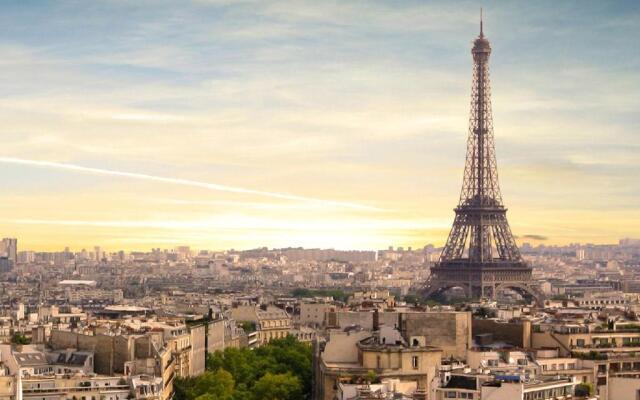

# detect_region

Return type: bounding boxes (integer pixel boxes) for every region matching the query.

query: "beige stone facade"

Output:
[231,305,291,346]
[316,328,442,400]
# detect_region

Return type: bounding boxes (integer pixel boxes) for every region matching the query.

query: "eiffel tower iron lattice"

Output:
[424,15,543,305]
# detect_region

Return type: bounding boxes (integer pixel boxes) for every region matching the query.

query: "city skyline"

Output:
[1,1,639,251]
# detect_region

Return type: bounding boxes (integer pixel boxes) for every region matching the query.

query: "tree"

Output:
[240,321,257,333]
[194,394,217,400]
[403,294,419,305]
[473,307,496,319]
[291,288,349,302]
[251,372,302,400]
[291,288,312,298]
[575,382,594,397]
[181,337,313,400]
[174,369,235,400]
[196,370,235,400]
[11,333,30,345]
[366,370,378,384]
[207,347,261,388]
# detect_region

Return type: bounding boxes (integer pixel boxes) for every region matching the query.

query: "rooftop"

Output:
[14,352,48,367]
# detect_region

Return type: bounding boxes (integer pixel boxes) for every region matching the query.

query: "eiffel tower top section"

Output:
[438,14,523,264]
[459,12,502,209]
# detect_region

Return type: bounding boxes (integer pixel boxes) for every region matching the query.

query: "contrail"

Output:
[0,157,383,211]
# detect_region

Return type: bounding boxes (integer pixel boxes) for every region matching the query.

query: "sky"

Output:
[0,0,638,252]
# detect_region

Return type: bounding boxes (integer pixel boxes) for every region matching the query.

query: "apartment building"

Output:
[231,305,291,346]
[315,326,442,400]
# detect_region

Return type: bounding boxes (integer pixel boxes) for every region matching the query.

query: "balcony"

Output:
[23,384,130,394]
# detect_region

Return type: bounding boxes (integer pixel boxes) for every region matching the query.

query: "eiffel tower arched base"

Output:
[422,261,545,307]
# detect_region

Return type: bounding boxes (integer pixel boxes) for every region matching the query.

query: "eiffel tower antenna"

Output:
[423,15,543,305]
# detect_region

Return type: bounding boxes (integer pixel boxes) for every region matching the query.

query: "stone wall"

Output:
[190,324,206,376]
[331,311,399,330]
[399,312,472,359]
[113,335,133,374]
[50,330,133,374]
[472,319,525,347]
[207,320,226,354]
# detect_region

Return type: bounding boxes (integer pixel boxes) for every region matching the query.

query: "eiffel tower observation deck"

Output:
[424,15,543,305]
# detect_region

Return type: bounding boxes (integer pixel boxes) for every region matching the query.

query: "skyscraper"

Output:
[1,238,17,264]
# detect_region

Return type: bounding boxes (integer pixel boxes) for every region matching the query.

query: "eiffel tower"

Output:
[424,15,543,305]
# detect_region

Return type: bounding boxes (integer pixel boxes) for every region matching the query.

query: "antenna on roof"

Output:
[480,8,484,37]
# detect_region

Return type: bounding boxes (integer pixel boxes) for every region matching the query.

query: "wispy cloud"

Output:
[521,234,548,241]
[0,157,382,211]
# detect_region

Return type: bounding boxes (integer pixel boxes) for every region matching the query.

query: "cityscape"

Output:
[1,2,639,400]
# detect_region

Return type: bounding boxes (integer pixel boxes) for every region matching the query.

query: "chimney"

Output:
[373,309,379,331]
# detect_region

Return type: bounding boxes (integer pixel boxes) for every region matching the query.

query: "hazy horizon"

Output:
[11,237,635,254]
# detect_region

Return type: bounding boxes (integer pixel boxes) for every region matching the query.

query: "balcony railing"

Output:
[23,384,130,394]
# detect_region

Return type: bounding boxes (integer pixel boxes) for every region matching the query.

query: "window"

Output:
[412,356,419,370]
[444,392,456,399]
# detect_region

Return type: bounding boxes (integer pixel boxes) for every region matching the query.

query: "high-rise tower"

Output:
[424,15,542,304]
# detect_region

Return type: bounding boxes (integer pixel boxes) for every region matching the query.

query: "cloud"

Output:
[522,234,549,241]
[0,157,383,211]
